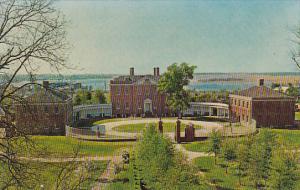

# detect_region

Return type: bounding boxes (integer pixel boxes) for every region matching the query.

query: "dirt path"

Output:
[174,144,213,161]
[92,156,121,190]
[18,155,120,163]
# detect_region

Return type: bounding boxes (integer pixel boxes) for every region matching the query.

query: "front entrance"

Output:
[144,99,152,116]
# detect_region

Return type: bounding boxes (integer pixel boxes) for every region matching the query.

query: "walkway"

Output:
[18,155,120,163]
[92,155,121,190]
[103,118,223,139]
[174,144,213,161]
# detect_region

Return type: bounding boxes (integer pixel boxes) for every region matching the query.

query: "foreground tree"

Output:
[209,130,222,164]
[158,63,196,118]
[0,0,72,188]
[135,125,199,189]
[222,139,236,174]
[270,149,298,190]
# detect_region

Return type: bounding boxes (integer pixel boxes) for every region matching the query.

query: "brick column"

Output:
[175,119,181,143]
[185,123,195,142]
[158,118,163,133]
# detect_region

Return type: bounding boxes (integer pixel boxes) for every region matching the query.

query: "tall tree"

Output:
[94,90,106,104]
[209,130,222,164]
[0,0,69,188]
[270,149,298,190]
[158,63,196,118]
[222,139,236,174]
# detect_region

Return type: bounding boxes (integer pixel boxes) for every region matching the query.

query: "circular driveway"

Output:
[102,118,224,139]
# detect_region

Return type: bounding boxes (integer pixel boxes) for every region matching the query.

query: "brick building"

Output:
[13,82,73,135]
[229,79,295,128]
[110,67,170,117]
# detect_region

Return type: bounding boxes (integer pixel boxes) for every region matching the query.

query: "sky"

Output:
[53,0,300,74]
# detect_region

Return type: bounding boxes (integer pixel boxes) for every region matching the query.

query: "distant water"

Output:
[188,81,272,91]
[10,73,295,92]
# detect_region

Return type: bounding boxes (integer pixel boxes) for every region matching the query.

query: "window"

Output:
[117,86,121,95]
[126,102,129,109]
[44,106,49,113]
[125,87,129,95]
[246,102,249,108]
[54,106,59,114]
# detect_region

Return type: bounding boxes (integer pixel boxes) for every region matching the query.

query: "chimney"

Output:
[153,67,157,76]
[258,79,264,86]
[156,67,160,76]
[130,67,134,76]
[43,80,49,89]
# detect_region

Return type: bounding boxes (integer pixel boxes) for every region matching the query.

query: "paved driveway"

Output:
[103,118,224,139]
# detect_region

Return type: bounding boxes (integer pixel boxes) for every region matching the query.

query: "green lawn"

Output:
[0,160,108,189]
[112,122,202,133]
[194,156,254,189]
[270,129,300,148]
[10,136,135,158]
[184,128,300,153]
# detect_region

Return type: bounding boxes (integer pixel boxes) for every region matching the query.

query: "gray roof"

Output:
[24,88,71,103]
[111,75,160,84]
[233,86,293,99]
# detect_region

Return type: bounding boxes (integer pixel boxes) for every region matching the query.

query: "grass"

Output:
[0,160,108,189]
[193,156,251,189]
[269,129,300,148]
[112,122,202,133]
[184,128,300,153]
[9,136,135,158]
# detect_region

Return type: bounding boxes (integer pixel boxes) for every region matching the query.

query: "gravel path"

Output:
[174,144,213,161]
[18,155,120,163]
[103,118,223,139]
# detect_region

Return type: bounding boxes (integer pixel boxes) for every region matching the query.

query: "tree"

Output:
[158,63,196,118]
[270,149,299,190]
[286,83,299,98]
[209,130,222,164]
[235,136,253,186]
[94,90,106,104]
[135,125,199,190]
[222,139,236,174]
[86,91,92,101]
[74,94,82,105]
[0,0,72,188]
[249,130,277,188]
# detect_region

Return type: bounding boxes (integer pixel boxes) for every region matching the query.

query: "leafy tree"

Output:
[209,130,222,164]
[94,90,106,104]
[135,125,199,189]
[158,63,196,118]
[86,91,92,101]
[74,94,82,105]
[271,83,280,89]
[286,83,299,98]
[236,136,253,186]
[249,130,277,188]
[270,149,299,190]
[222,139,236,174]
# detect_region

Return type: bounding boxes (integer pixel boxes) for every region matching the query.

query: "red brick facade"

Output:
[110,68,171,117]
[229,81,295,128]
[14,88,72,135]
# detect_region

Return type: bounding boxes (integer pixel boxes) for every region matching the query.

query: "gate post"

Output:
[158,118,163,133]
[175,119,181,143]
